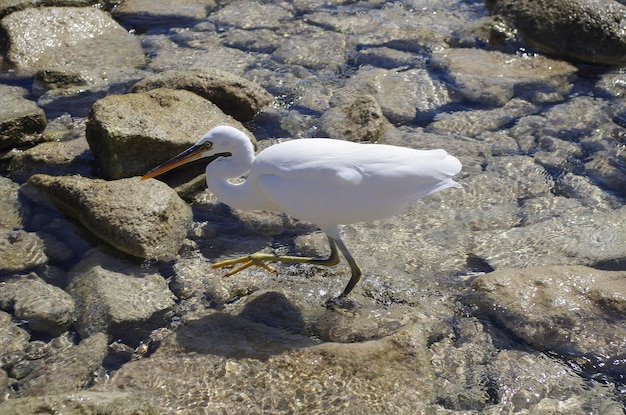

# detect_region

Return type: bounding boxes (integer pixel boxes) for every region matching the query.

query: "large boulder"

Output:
[26,174,193,261]
[491,0,626,64]
[86,88,255,179]
[0,7,146,70]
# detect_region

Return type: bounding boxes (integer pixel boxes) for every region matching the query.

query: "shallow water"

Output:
[1,0,626,413]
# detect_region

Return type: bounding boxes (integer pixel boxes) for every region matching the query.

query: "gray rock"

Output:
[0,229,48,274]
[0,310,30,362]
[86,88,254,179]
[1,7,146,70]
[0,391,159,415]
[26,174,193,261]
[428,98,539,137]
[492,0,626,64]
[20,332,108,396]
[320,93,387,142]
[0,86,46,150]
[67,250,175,342]
[470,266,626,373]
[0,274,75,336]
[8,138,94,184]
[0,176,21,229]
[431,48,576,106]
[208,0,292,30]
[131,68,274,122]
[33,66,148,118]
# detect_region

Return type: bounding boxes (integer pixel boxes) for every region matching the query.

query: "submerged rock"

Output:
[0,86,46,150]
[0,229,48,274]
[26,174,193,261]
[470,265,626,375]
[67,250,175,343]
[0,274,75,336]
[19,332,108,397]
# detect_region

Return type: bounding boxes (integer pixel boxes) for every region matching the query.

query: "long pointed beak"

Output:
[140,145,205,181]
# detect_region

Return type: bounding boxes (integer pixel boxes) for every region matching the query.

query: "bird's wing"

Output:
[252,139,461,225]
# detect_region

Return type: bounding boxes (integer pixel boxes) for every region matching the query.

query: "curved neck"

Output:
[204,145,263,211]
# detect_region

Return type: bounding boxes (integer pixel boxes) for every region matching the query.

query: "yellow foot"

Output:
[211,252,280,277]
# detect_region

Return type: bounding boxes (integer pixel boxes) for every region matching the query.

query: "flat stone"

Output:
[8,138,94,184]
[1,7,145,70]
[470,265,626,371]
[26,174,193,261]
[20,332,108,396]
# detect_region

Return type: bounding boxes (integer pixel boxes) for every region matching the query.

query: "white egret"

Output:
[141,125,462,299]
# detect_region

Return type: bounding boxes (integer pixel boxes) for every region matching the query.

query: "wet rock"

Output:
[0,86,47,150]
[26,174,193,261]
[346,66,452,123]
[0,7,146,71]
[19,332,108,396]
[102,309,435,413]
[428,98,539,137]
[0,310,30,362]
[469,265,626,376]
[273,29,350,72]
[131,68,274,122]
[0,229,47,274]
[0,274,75,336]
[8,139,94,184]
[86,88,254,179]
[114,0,217,32]
[0,1,101,19]
[67,250,175,343]
[320,93,387,142]
[492,0,626,64]
[432,48,576,105]
[472,206,626,269]
[0,391,159,415]
[0,176,21,229]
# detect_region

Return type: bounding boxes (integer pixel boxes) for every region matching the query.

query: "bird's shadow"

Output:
[174,291,319,360]
[190,202,323,259]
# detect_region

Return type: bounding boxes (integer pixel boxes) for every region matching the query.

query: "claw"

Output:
[212,253,278,277]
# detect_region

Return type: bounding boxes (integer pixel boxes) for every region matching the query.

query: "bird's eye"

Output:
[201,141,213,151]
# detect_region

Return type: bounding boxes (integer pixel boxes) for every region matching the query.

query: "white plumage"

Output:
[142,125,462,299]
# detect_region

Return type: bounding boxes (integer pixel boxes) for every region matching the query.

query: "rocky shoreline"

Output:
[1,0,625,413]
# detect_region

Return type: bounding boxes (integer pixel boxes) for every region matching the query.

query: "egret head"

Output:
[141,125,250,181]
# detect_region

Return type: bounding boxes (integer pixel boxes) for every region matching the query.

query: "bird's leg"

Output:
[211,235,341,275]
[330,236,363,298]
